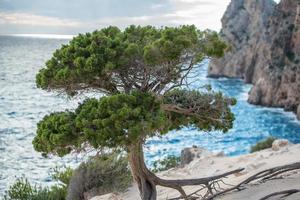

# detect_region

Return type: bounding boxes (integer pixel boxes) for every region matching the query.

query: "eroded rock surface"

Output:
[180,146,213,166]
[272,139,291,151]
[209,0,300,119]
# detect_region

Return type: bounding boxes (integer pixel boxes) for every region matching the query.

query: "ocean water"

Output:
[0,35,299,195]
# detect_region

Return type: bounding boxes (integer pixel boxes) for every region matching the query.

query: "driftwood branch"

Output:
[259,189,300,200]
[158,168,244,187]
[165,162,300,200]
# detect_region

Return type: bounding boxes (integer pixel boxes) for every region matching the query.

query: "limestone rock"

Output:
[272,139,290,151]
[180,146,213,166]
[208,0,275,81]
[215,151,225,157]
[208,0,300,119]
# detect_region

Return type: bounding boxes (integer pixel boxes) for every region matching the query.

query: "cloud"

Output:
[0,0,231,34]
[150,3,166,10]
[88,0,230,31]
[0,12,81,27]
[167,0,230,30]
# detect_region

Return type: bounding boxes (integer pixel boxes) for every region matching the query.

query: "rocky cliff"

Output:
[208,0,300,119]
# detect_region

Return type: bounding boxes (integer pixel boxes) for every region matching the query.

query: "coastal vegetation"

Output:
[67,153,132,200]
[4,167,71,200]
[250,137,276,153]
[4,153,132,200]
[32,25,236,199]
[152,155,181,173]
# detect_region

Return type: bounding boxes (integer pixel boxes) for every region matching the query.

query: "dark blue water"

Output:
[0,35,299,195]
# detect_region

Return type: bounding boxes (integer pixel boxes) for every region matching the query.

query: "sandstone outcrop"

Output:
[209,0,300,119]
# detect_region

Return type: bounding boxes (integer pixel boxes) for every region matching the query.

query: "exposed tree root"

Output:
[129,142,244,200]
[259,189,300,200]
[162,162,300,200]
[129,141,300,200]
[153,168,244,200]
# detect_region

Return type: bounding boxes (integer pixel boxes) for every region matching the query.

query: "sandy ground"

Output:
[91,142,300,200]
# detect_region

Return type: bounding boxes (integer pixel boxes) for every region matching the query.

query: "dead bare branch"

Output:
[259,189,300,200]
[163,162,300,200]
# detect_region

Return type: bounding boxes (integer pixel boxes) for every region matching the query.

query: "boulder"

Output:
[180,146,213,166]
[272,139,290,151]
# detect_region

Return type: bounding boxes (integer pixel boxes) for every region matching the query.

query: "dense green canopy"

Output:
[36,25,226,95]
[33,25,233,158]
[33,90,235,156]
[33,92,166,156]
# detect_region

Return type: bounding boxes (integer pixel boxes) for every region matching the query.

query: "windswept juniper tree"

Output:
[33,25,236,200]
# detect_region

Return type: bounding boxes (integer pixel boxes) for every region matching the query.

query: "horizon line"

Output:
[0,33,75,39]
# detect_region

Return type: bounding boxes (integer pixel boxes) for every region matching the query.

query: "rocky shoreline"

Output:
[208,0,300,120]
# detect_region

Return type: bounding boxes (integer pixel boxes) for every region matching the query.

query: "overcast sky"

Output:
[0,0,279,35]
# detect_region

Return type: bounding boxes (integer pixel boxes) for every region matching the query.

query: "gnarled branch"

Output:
[161,162,300,200]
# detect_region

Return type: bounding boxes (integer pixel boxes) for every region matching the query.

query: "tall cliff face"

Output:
[209,0,300,119]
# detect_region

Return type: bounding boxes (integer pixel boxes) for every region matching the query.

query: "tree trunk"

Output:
[127,142,246,200]
[128,142,157,200]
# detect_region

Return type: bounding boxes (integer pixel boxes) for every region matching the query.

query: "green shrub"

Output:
[3,177,66,200]
[152,155,181,173]
[51,166,73,186]
[250,137,276,153]
[66,153,132,200]
[4,154,132,200]
[4,167,73,200]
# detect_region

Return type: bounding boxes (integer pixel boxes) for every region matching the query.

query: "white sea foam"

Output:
[260,106,300,124]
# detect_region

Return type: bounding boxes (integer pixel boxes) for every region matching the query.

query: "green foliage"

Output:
[4,178,33,200]
[201,30,227,57]
[4,167,73,200]
[32,25,236,199]
[4,178,66,200]
[33,26,235,196]
[4,154,131,200]
[74,92,168,149]
[67,153,132,200]
[33,112,78,156]
[152,155,181,173]
[163,89,236,132]
[36,25,226,95]
[33,89,236,156]
[33,91,169,156]
[250,137,276,153]
[51,166,73,186]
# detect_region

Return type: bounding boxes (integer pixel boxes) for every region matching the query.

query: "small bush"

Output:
[67,153,132,200]
[51,166,73,186]
[4,177,66,200]
[152,155,181,173]
[5,154,132,200]
[4,167,72,200]
[250,137,276,153]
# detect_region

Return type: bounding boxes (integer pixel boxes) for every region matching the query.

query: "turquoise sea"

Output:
[0,35,299,195]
